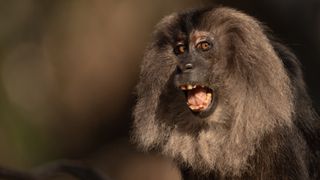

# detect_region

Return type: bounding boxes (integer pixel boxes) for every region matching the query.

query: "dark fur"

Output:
[132,7,320,179]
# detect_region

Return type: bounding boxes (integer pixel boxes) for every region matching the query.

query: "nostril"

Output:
[185,63,193,70]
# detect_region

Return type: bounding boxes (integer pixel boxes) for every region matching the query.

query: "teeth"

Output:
[190,106,201,111]
[180,84,208,91]
[206,93,212,103]
[181,84,198,90]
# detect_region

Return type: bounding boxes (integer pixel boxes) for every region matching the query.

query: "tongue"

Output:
[187,87,207,106]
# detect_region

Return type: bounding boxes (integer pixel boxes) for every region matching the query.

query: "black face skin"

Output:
[173,32,218,118]
[156,29,222,133]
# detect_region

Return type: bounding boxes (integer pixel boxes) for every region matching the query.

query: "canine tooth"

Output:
[180,86,186,90]
[193,85,197,88]
[206,98,211,104]
[187,85,193,90]
[201,85,205,88]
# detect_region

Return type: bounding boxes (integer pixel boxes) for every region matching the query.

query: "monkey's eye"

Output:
[174,44,187,55]
[196,41,212,51]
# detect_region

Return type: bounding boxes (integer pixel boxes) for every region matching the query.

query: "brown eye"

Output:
[196,41,211,51]
[174,44,187,55]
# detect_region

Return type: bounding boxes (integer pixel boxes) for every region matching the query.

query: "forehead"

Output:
[155,7,213,47]
[176,8,211,34]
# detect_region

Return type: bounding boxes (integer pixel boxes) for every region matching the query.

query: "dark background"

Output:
[0,0,319,179]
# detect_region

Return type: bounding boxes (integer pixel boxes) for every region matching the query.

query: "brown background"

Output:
[0,0,319,179]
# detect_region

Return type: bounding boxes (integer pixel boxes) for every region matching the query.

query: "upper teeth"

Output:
[180,84,200,90]
[181,86,187,90]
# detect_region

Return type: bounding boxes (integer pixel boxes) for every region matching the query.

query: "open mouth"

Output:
[179,84,214,112]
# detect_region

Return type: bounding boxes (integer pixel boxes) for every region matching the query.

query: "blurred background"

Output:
[0,0,319,179]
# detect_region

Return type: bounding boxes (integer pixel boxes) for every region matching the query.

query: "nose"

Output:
[185,63,193,70]
[178,62,194,73]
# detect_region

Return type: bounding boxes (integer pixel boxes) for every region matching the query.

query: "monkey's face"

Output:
[173,31,218,117]
[154,25,228,131]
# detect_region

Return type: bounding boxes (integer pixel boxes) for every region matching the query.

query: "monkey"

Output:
[132,6,320,179]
